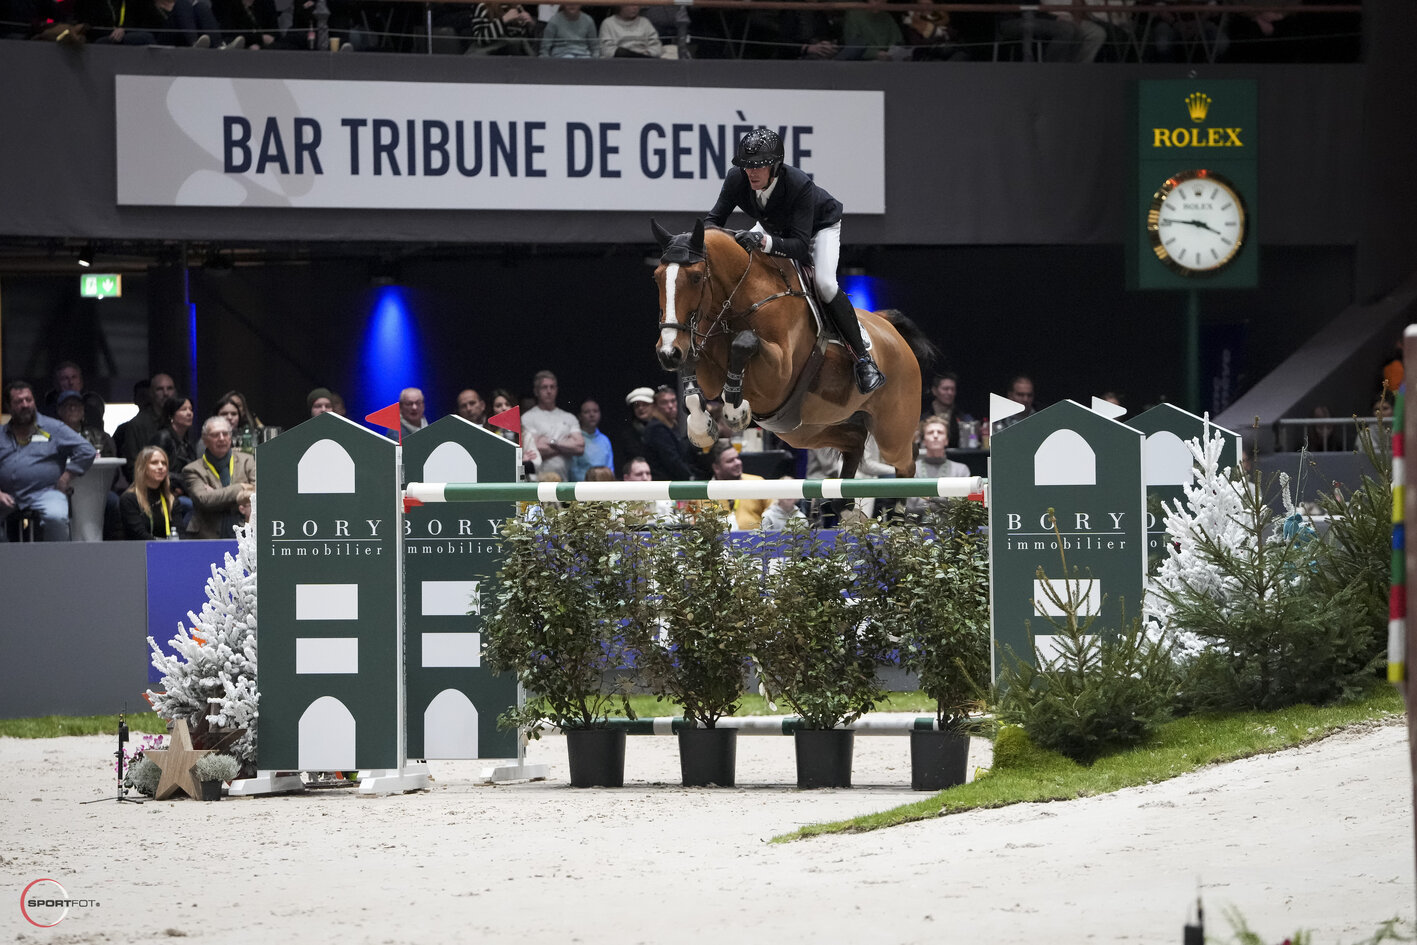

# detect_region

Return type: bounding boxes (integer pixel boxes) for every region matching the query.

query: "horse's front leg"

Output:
[721,330,760,433]
[681,373,717,449]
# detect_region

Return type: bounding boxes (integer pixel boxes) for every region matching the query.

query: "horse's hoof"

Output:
[723,402,751,432]
[688,421,716,449]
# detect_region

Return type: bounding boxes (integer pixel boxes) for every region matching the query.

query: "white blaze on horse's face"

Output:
[659,262,681,358]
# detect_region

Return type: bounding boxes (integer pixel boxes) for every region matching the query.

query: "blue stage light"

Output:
[840,272,877,312]
[360,287,423,422]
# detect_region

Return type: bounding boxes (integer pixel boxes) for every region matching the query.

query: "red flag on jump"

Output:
[489,406,521,436]
[365,403,402,437]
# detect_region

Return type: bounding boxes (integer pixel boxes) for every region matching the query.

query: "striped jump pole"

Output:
[404,476,986,509]
[535,714,966,736]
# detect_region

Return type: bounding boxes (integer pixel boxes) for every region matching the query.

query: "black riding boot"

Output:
[824,291,885,394]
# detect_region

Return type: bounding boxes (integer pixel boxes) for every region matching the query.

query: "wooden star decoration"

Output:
[144,719,214,801]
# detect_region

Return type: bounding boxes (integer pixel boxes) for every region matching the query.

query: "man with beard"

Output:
[0,380,96,541]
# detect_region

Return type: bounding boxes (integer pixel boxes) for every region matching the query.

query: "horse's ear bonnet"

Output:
[653,218,707,265]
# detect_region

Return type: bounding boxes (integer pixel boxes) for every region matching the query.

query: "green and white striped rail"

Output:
[535,714,964,736]
[405,476,985,506]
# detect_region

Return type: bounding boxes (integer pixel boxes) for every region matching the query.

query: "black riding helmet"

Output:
[732,127,784,177]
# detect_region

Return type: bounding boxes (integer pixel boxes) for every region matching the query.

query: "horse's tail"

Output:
[878,309,940,372]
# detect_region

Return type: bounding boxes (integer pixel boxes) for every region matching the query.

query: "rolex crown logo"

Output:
[1186,92,1212,123]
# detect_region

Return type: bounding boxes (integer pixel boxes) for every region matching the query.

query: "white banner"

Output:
[115,76,885,212]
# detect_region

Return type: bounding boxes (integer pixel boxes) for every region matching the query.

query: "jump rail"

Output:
[404,476,986,507]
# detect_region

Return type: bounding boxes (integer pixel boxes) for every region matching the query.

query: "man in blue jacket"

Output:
[705,126,885,394]
[0,379,96,541]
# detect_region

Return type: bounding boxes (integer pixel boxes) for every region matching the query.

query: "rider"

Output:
[705,127,886,395]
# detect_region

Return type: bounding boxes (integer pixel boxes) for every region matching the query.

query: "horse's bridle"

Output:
[663,250,806,363]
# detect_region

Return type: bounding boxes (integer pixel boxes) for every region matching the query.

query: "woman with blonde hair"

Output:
[119,446,177,539]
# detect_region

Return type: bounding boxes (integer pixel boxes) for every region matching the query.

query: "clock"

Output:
[1145,169,1248,276]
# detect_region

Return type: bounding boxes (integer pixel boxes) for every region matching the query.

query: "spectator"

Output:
[619,386,655,468]
[585,465,616,482]
[443,1,535,54]
[120,371,175,480]
[708,440,771,530]
[55,390,116,458]
[600,4,661,58]
[841,0,905,60]
[1308,405,1337,453]
[923,371,968,449]
[213,0,281,47]
[780,0,843,59]
[308,387,335,417]
[182,415,256,539]
[522,370,584,480]
[455,388,488,426]
[149,0,224,47]
[150,392,200,495]
[0,379,96,542]
[393,387,428,437]
[214,390,262,447]
[72,0,160,43]
[621,455,675,519]
[902,0,969,60]
[640,397,694,481]
[570,397,614,482]
[119,446,177,540]
[540,2,598,57]
[42,360,85,419]
[993,373,1036,433]
[760,480,807,532]
[329,391,348,416]
[905,415,971,518]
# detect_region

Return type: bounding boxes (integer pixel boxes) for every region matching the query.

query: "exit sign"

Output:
[80,274,122,299]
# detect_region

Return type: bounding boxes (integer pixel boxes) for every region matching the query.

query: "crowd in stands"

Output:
[0,0,1362,63]
[0,357,1024,541]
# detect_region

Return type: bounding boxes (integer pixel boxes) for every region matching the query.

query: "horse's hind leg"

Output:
[722,330,760,432]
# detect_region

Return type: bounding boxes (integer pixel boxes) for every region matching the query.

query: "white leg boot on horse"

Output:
[825,291,886,394]
[683,388,717,449]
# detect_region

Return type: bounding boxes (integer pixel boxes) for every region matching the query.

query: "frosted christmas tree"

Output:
[147,504,259,765]
[1144,426,1253,658]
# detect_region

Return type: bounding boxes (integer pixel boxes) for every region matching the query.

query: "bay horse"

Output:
[651,219,937,480]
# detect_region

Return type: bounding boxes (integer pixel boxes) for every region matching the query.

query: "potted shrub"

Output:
[640,506,762,787]
[193,753,240,801]
[881,499,991,790]
[483,501,655,787]
[754,521,893,788]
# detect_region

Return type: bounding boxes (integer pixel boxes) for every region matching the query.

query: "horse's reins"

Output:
[671,249,806,363]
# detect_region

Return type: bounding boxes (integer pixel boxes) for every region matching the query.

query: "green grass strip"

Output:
[0,712,170,739]
[774,684,1405,843]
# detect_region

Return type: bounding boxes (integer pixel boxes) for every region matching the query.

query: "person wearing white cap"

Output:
[618,387,657,473]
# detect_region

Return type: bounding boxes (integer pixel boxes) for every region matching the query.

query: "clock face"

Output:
[1146,170,1247,275]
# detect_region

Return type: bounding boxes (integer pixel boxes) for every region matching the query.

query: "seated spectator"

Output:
[71,0,157,43]
[119,371,175,483]
[443,1,535,54]
[905,415,971,518]
[308,387,335,417]
[522,371,583,480]
[149,0,224,47]
[600,4,661,58]
[903,0,969,60]
[181,416,256,539]
[392,387,428,437]
[780,0,843,59]
[993,373,1037,433]
[214,390,262,447]
[540,2,598,57]
[1308,405,1336,452]
[119,446,177,540]
[487,389,520,443]
[640,397,694,481]
[841,0,906,60]
[760,478,807,532]
[708,440,771,530]
[621,455,675,519]
[0,379,96,542]
[329,391,347,416]
[150,392,200,495]
[570,397,614,482]
[55,390,116,458]
[213,0,283,47]
[584,465,616,482]
[42,361,85,419]
[455,388,488,426]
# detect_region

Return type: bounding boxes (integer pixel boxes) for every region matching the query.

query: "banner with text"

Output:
[115,76,885,212]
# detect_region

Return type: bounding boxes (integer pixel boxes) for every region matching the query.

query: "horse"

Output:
[651,218,937,481]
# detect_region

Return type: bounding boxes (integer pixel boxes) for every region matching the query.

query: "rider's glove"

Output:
[735,230,764,254]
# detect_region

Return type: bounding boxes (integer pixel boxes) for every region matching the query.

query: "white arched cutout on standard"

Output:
[1144,431,1194,486]
[424,689,479,760]
[1034,429,1097,486]
[423,442,478,484]
[297,439,356,494]
[298,696,356,770]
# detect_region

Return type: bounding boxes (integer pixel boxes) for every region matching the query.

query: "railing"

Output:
[1273,416,1389,453]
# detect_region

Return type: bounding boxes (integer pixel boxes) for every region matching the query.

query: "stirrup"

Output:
[854,357,885,394]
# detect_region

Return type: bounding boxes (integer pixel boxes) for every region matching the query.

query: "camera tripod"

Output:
[81,712,145,805]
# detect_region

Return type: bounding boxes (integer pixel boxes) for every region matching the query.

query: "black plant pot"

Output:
[909,729,971,791]
[677,727,738,787]
[198,779,223,801]
[793,729,854,789]
[564,728,627,788]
